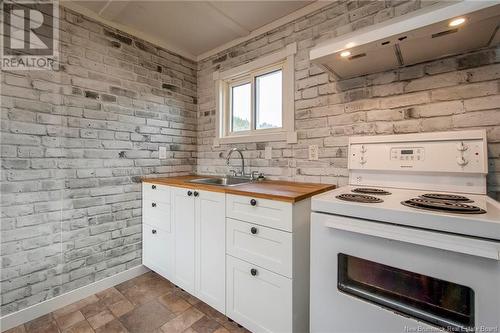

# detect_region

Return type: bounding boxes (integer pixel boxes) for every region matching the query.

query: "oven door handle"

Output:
[323,217,500,260]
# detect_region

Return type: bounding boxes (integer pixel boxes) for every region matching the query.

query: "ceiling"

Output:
[63,1,321,60]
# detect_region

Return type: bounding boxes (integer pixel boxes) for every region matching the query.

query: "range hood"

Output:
[310,1,500,79]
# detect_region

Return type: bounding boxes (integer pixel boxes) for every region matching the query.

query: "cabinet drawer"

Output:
[143,183,170,204]
[143,199,171,232]
[226,255,292,333]
[226,194,293,232]
[143,223,174,280]
[226,218,292,278]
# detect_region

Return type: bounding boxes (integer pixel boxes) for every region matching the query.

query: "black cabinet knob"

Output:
[251,227,258,234]
[152,185,156,189]
[152,202,156,207]
[152,229,157,234]
[250,268,257,276]
[194,191,199,197]
[187,190,193,196]
[250,199,257,206]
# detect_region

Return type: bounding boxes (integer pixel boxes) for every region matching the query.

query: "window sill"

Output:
[214,131,297,146]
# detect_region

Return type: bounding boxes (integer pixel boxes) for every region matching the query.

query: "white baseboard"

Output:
[0,265,149,332]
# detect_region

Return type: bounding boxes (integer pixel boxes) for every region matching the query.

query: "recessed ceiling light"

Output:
[340,51,351,58]
[449,17,466,27]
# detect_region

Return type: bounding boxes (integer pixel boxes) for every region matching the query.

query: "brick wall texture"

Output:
[1,7,196,316]
[1,0,500,317]
[197,0,500,200]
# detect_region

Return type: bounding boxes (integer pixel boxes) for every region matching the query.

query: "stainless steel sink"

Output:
[187,177,251,187]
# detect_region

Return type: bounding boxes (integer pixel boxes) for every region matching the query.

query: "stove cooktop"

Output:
[336,193,383,203]
[312,186,500,240]
[401,197,486,214]
[352,187,392,195]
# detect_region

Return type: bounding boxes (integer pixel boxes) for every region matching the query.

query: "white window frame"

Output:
[213,43,297,146]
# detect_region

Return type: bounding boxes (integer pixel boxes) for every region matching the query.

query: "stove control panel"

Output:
[390,147,424,161]
[348,131,488,174]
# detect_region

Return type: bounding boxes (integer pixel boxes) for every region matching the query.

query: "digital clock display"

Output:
[401,150,414,155]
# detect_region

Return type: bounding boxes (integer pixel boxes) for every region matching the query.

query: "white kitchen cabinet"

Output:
[143,224,174,280]
[172,186,196,294]
[143,182,313,333]
[226,194,293,232]
[226,218,293,277]
[195,190,226,313]
[142,183,174,280]
[226,196,311,333]
[226,255,292,333]
[159,186,225,311]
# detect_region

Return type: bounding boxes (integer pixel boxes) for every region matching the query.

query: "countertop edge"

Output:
[142,176,335,203]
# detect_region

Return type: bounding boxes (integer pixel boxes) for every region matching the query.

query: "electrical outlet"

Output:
[159,146,167,159]
[265,146,272,160]
[309,145,319,160]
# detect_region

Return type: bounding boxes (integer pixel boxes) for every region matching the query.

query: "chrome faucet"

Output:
[226,148,245,177]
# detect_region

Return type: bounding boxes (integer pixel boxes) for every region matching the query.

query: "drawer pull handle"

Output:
[187,191,193,196]
[152,202,156,207]
[152,229,157,234]
[250,199,257,206]
[251,227,258,234]
[152,185,156,189]
[250,268,258,276]
[194,191,199,197]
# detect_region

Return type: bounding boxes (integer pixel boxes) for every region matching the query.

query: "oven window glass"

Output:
[338,254,474,332]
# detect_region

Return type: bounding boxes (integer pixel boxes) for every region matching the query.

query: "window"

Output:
[214,43,297,145]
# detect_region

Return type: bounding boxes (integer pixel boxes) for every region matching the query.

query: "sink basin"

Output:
[187,177,251,187]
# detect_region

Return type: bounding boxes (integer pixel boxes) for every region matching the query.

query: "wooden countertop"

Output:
[143,175,335,203]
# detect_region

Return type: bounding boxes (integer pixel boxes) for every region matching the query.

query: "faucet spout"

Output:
[226,148,245,176]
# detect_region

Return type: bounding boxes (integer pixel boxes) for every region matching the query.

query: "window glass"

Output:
[255,70,282,129]
[231,83,251,132]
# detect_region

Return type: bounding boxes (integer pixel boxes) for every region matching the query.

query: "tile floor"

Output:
[5,271,251,333]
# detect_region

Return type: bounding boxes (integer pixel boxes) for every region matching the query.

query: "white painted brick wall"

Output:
[2,0,500,318]
[196,1,500,199]
[0,7,196,315]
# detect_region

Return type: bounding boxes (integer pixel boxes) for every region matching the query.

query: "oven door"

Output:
[310,212,500,333]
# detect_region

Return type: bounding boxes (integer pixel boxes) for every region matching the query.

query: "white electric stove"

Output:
[310,130,500,333]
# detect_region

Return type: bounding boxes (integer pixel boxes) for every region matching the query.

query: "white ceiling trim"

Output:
[196,1,331,61]
[60,0,197,60]
[61,0,332,62]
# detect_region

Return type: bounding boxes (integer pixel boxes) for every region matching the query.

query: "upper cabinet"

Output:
[310,1,500,79]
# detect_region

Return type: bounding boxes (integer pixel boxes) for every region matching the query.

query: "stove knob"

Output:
[457,142,468,151]
[456,156,468,166]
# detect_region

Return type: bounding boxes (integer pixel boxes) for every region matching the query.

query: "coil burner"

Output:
[352,188,392,195]
[420,193,473,203]
[336,194,384,203]
[401,198,486,214]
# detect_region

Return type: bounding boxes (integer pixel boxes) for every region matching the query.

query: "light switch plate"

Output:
[265,146,272,160]
[159,146,167,159]
[309,145,319,160]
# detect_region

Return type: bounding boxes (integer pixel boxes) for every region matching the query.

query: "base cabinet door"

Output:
[172,187,196,293]
[195,190,226,313]
[143,224,174,280]
[226,255,292,333]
